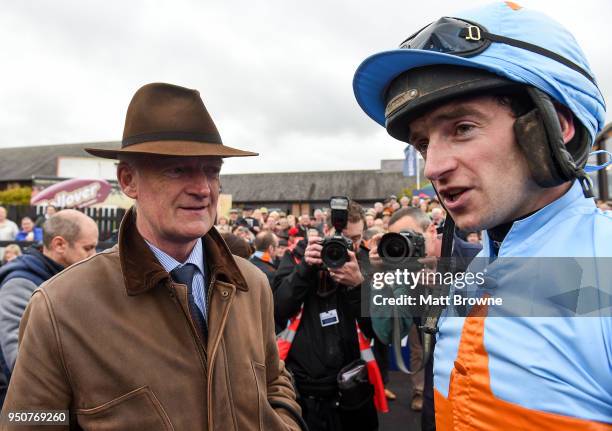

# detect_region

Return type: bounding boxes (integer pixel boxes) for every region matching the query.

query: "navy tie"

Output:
[171,264,207,339]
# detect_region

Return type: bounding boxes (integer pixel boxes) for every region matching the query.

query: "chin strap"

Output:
[576,169,594,198]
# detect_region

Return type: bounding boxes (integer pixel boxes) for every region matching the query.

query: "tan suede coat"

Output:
[1,208,300,430]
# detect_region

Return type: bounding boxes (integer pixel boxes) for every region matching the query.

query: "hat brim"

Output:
[85,140,258,159]
[353,49,510,128]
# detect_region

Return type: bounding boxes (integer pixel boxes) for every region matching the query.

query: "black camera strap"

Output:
[392,215,455,375]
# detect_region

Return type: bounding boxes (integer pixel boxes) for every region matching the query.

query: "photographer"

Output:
[368,208,437,413]
[273,199,379,431]
[369,207,481,430]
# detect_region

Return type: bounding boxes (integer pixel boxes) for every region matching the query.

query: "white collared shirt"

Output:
[146,239,207,321]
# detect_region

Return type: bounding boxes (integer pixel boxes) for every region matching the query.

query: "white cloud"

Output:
[1,0,609,174]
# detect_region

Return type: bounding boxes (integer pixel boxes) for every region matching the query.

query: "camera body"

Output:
[321,235,354,269]
[378,229,426,268]
[321,196,353,268]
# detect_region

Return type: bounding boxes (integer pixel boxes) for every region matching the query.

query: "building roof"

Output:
[220,170,408,202]
[0,141,120,181]
[0,142,410,201]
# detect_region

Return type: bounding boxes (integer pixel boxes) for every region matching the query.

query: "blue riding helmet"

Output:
[352,2,608,195]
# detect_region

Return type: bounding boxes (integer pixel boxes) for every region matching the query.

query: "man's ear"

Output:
[117,162,138,199]
[50,236,68,254]
[554,103,575,144]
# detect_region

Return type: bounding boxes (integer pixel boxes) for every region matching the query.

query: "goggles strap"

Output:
[477,30,596,86]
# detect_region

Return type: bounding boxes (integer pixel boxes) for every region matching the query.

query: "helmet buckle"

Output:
[465,25,482,41]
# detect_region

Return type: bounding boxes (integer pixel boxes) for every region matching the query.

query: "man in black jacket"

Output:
[273,200,377,431]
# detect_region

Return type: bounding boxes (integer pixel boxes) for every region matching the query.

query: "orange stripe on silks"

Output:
[504,1,522,10]
[435,301,612,430]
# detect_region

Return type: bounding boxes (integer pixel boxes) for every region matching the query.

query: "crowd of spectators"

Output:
[214,194,465,262]
[211,192,610,421]
[0,205,61,265]
[212,193,470,419]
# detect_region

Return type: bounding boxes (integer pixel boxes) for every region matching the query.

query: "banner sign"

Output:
[30,179,112,208]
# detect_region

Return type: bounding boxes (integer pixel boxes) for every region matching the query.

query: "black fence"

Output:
[4,205,126,242]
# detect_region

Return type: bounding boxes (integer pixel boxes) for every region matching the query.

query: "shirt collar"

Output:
[145,239,205,275]
[482,180,595,257]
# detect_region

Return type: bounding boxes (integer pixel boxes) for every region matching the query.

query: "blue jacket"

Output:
[434,181,612,425]
[0,248,62,287]
[14,228,43,243]
[0,248,63,404]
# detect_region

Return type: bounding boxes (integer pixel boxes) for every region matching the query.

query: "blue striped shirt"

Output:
[146,239,207,321]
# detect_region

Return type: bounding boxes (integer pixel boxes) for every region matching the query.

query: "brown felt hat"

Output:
[85,83,258,159]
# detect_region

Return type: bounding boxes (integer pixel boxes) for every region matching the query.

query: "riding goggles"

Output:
[399,17,596,86]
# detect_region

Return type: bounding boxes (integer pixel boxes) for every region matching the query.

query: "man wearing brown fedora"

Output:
[1,83,302,430]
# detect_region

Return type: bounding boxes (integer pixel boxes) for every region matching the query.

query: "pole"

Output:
[416,153,421,189]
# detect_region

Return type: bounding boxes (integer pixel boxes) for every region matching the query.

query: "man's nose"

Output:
[423,137,457,182]
[187,172,213,196]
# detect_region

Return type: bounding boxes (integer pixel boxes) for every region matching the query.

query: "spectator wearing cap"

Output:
[236,207,261,234]
[275,238,288,265]
[228,208,239,227]
[15,217,43,243]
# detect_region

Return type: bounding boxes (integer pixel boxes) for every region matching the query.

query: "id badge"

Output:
[320,309,339,327]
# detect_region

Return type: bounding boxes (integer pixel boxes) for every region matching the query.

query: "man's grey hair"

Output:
[388,207,431,232]
[43,212,83,248]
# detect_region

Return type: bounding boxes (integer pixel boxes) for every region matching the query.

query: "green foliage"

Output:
[401,187,413,199]
[0,187,32,205]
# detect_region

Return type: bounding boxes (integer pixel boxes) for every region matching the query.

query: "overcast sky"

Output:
[1,0,610,174]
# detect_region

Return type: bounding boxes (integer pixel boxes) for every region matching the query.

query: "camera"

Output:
[378,230,426,267]
[321,196,353,268]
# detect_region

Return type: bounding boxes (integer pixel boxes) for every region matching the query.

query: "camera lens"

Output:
[385,237,409,259]
[321,239,349,268]
[379,232,414,264]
